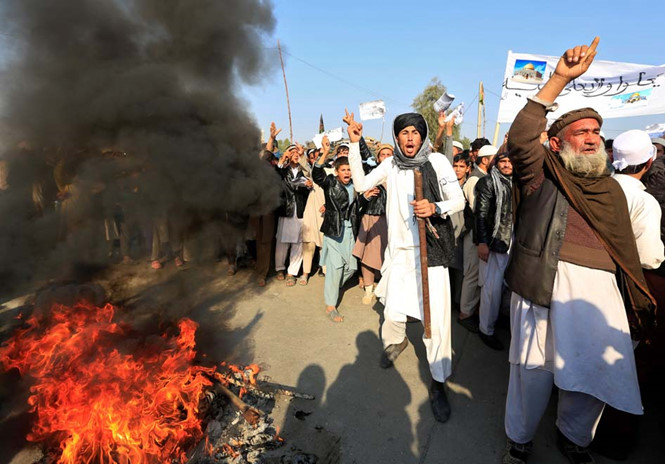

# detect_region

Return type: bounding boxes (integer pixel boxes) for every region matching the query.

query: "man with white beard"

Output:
[502,37,656,464]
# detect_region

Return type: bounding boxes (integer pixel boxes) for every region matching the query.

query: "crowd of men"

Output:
[1,38,664,463]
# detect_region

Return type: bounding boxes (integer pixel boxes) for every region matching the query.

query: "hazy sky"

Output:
[241,0,665,144]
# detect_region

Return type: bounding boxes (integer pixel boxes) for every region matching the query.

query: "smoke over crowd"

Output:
[0,0,281,293]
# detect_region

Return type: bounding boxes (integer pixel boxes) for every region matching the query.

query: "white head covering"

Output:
[452,140,464,150]
[612,130,656,171]
[477,145,498,157]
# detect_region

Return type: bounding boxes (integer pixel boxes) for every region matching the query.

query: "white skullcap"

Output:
[612,130,656,171]
[477,145,498,157]
[452,141,464,150]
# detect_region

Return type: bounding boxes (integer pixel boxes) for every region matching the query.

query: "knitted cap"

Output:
[547,107,603,138]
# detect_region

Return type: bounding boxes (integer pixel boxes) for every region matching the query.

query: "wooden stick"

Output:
[212,381,263,426]
[277,40,294,142]
[413,168,431,339]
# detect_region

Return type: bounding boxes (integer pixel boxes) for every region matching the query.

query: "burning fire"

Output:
[0,300,221,463]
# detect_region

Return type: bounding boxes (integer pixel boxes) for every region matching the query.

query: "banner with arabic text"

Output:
[497,52,665,123]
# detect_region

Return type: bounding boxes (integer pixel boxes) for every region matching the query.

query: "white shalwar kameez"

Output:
[478,249,511,336]
[349,142,465,382]
[505,260,642,447]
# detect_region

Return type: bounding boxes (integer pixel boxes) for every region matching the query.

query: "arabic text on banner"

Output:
[497,52,665,123]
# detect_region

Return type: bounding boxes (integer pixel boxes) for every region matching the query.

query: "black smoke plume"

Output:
[0,0,281,294]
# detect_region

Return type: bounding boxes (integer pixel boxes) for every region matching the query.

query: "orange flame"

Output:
[0,300,219,463]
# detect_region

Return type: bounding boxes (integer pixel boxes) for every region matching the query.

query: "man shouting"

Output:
[502,37,655,464]
[346,110,465,422]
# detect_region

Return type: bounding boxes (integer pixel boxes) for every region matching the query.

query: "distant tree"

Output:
[276,138,291,153]
[460,136,472,150]
[412,77,461,144]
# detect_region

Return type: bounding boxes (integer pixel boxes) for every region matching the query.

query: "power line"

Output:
[267,47,410,107]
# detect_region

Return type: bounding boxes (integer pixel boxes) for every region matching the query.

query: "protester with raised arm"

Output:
[353,142,392,305]
[502,37,656,464]
[345,109,464,423]
[275,143,311,286]
[312,135,358,322]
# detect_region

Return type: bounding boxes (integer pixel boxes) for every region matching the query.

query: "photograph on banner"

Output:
[358,100,386,121]
[498,51,665,123]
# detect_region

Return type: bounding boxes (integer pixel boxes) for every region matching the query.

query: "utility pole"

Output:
[277,40,293,142]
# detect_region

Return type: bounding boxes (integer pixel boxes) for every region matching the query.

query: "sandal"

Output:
[358,276,365,289]
[276,271,285,281]
[299,274,309,286]
[286,275,297,287]
[257,278,266,287]
[326,307,344,322]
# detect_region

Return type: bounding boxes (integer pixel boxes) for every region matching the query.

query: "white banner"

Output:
[497,51,665,123]
[645,123,665,138]
[358,100,386,121]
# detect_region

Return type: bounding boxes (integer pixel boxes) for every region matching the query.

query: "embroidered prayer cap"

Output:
[547,107,603,138]
[285,144,297,152]
[452,141,464,150]
[612,130,656,171]
[477,145,498,157]
[377,143,394,153]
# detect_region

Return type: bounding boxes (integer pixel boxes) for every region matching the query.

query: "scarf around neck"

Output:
[543,149,656,341]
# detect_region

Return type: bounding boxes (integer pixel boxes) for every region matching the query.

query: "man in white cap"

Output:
[458,144,497,332]
[611,130,664,269]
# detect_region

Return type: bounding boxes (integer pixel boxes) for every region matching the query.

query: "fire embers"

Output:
[0,300,217,463]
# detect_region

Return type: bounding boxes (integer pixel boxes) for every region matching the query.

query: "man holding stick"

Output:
[503,37,655,463]
[345,110,465,422]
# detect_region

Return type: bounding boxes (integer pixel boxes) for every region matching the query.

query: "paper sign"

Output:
[312,127,344,149]
[433,92,455,113]
[359,100,386,120]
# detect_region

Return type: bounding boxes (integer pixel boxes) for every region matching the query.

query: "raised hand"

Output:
[295,142,304,154]
[269,122,282,139]
[437,110,446,129]
[321,135,331,154]
[554,37,599,81]
[344,108,363,143]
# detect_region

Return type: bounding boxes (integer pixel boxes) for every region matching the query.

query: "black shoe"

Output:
[557,429,595,464]
[479,332,504,350]
[317,268,325,277]
[502,439,533,464]
[429,380,451,423]
[457,316,479,333]
[380,338,408,369]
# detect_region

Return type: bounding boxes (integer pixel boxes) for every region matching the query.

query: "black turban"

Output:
[393,113,427,141]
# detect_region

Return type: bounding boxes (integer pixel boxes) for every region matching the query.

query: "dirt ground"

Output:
[0,260,663,463]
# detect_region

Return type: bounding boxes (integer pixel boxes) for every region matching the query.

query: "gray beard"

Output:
[559,142,612,178]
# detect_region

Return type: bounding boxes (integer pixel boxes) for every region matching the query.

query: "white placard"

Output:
[312,127,344,149]
[497,51,665,123]
[359,100,386,121]
[433,92,455,113]
[444,102,465,125]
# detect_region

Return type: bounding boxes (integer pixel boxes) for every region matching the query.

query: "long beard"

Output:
[559,142,612,178]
